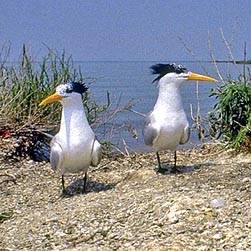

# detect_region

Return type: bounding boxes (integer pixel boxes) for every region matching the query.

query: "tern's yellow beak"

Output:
[187,72,218,82]
[39,93,62,106]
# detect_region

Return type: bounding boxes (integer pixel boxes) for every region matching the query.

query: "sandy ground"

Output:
[1,143,251,250]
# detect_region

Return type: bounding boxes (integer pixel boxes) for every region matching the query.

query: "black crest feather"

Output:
[65,82,88,94]
[150,63,187,83]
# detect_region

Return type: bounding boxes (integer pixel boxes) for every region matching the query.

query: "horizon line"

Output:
[0,59,250,64]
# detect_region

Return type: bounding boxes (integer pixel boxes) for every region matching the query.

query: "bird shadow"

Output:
[154,162,216,175]
[61,178,117,197]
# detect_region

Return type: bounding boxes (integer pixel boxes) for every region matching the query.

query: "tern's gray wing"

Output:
[142,113,159,147]
[179,124,190,145]
[91,139,102,167]
[50,137,63,170]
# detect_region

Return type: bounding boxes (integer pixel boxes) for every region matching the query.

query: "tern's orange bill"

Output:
[39,93,62,106]
[187,72,217,82]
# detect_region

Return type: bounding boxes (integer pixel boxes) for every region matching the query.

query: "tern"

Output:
[40,82,102,194]
[143,63,217,173]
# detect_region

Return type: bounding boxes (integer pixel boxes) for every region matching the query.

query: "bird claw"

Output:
[60,188,73,198]
[157,166,168,174]
[157,165,181,174]
[170,166,181,174]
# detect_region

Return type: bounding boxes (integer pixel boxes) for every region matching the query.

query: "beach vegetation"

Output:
[0,44,109,130]
[209,73,251,150]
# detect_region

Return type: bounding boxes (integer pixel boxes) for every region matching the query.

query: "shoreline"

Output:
[1,143,251,250]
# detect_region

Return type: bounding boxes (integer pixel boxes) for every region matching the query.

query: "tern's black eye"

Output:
[64,83,74,94]
[65,88,73,94]
[56,83,73,96]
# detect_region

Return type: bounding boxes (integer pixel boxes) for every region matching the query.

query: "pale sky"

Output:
[0,0,250,62]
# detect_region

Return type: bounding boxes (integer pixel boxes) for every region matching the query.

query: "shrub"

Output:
[0,44,109,129]
[209,73,251,149]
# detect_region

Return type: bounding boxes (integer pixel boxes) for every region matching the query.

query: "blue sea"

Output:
[74,61,242,152]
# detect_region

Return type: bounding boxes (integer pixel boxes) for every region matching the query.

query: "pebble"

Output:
[242,177,251,182]
[211,197,225,208]
[213,232,223,240]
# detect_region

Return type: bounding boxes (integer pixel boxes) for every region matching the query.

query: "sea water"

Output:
[75,61,242,152]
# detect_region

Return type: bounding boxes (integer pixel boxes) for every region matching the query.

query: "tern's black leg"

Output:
[157,152,161,169]
[60,175,73,197]
[171,151,180,173]
[82,172,87,193]
[174,150,177,168]
[156,152,166,173]
[61,175,70,195]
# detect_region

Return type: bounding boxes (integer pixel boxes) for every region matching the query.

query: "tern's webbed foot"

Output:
[170,166,181,174]
[61,175,73,197]
[60,187,73,197]
[81,185,87,194]
[157,166,168,174]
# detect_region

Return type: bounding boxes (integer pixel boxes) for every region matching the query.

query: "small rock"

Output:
[242,177,251,183]
[211,198,225,208]
[168,212,179,224]
[213,232,223,240]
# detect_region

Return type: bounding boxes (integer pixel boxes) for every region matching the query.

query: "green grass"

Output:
[0,210,13,223]
[0,44,115,158]
[0,44,110,130]
[209,74,251,149]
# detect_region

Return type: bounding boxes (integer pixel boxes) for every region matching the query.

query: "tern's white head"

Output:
[39,82,88,106]
[151,63,217,87]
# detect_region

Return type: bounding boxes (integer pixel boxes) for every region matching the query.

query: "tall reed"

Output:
[0,44,109,130]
